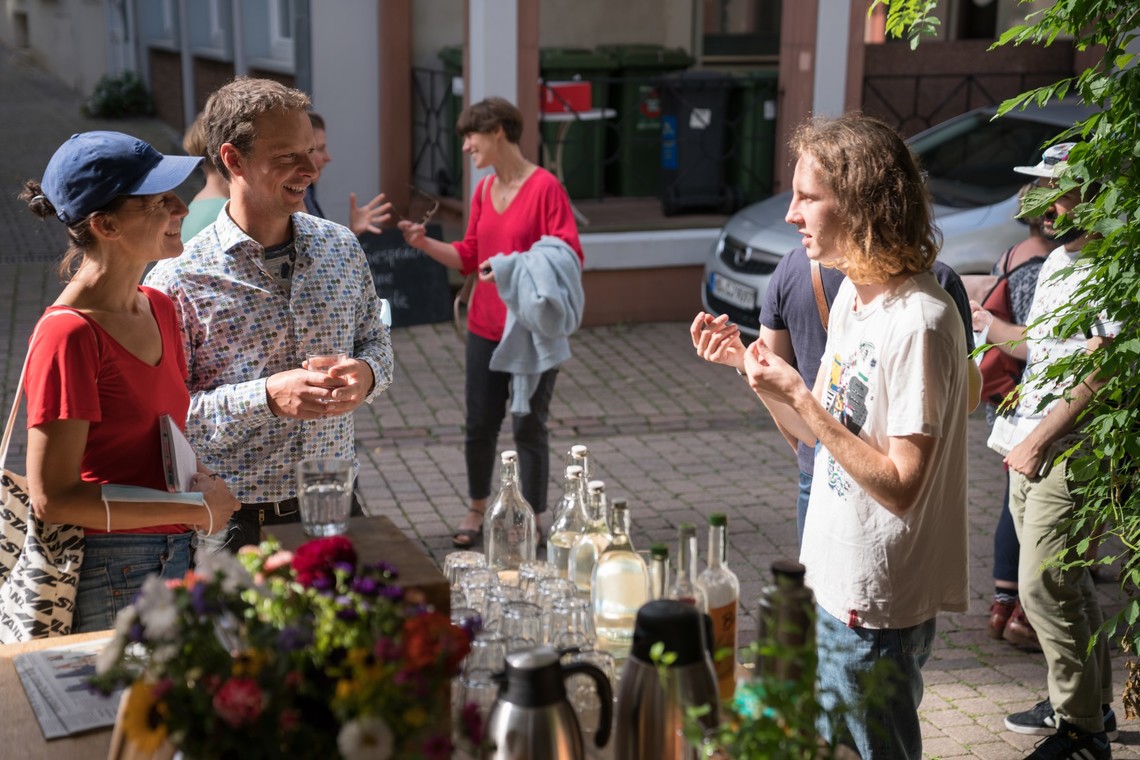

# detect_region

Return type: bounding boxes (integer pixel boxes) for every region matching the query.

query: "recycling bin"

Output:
[726,70,779,204]
[659,70,735,215]
[539,47,615,200]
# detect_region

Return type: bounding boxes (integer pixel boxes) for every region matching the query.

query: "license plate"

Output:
[709,273,756,311]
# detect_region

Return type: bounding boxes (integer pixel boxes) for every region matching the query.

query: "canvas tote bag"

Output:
[0,311,87,642]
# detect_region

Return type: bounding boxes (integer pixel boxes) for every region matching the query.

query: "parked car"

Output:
[701,103,1093,335]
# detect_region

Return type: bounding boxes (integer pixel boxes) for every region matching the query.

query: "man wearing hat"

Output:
[976,142,1117,759]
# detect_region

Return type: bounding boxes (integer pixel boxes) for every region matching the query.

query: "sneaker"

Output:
[1024,720,1111,760]
[1006,699,1118,741]
[989,597,1016,639]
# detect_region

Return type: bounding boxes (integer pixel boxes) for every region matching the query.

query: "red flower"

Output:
[402,612,472,671]
[212,677,264,727]
[291,536,357,588]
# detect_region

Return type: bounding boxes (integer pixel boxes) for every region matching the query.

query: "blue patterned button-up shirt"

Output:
[146,207,393,502]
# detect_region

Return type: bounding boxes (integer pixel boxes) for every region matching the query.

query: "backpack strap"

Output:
[810,260,830,332]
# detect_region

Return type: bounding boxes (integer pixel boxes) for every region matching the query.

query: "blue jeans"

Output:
[73,532,195,633]
[816,606,936,760]
[796,468,813,547]
[993,472,1020,584]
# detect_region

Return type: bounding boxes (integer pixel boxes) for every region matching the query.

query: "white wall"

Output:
[539,0,668,46]
[1,0,109,95]
[412,0,463,68]
[309,0,381,229]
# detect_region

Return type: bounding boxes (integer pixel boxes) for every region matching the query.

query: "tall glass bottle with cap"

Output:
[696,513,739,700]
[669,523,707,610]
[547,465,587,577]
[592,499,650,648]
[567,444,593,482]
[649,544,670,600]
[484,450,536,584]
[568,480,613,594]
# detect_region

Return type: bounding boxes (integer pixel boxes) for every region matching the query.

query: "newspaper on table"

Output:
[14,636,123,739]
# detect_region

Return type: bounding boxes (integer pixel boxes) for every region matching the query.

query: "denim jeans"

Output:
[796,468,813,547]
[993,472,1020,584]
[73,532,195,633]
[816,606,936,760]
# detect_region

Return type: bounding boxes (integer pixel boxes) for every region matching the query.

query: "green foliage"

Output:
[82,71,155,119]
[876,0,1140,711]
[869,0,941,49]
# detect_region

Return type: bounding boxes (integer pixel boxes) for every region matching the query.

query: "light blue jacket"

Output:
[488,236,585,414]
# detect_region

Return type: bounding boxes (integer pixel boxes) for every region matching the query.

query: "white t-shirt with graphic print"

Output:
[800,271,971,630]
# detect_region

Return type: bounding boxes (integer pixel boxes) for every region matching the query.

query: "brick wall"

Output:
[148,48,184,130]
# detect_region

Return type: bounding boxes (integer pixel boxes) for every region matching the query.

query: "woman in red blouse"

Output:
[399,98,583,547]
[20,132,239,633]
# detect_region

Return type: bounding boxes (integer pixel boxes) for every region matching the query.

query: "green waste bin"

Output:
[726,70,779,204]
[438,46,464,198]
[539,47,615,200]
[596,44,694,197]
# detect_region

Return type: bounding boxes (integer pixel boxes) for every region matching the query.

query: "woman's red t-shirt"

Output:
[24,287,191,534]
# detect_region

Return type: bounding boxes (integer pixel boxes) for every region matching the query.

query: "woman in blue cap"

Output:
[18,131,239,634]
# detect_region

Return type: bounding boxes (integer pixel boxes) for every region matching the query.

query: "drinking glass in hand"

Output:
[297,457,354,536]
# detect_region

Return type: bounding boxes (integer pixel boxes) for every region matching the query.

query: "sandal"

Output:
[452,508,485,549]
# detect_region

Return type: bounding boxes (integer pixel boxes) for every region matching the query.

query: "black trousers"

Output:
[465,332,558,513]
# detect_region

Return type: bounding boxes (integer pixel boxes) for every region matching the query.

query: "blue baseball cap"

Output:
[41,131,202,225]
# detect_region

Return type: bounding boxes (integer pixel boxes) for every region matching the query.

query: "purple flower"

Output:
[461,702,485,745]
[311,576,335,593]
[277,626,311,651]
[333,560,355,576]
[422,734,453,759]
[335,606,360,622]
[378,585,404,601]
[350,576,379,596]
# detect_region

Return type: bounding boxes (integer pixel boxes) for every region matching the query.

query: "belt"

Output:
[241,498,299,518]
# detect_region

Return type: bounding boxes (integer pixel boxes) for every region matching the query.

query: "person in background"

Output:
[756,246,979,546]
[693,114,970,760]
[977,143,1117,758]
[306,111,392,237]
[397,97,583,548]
[146,77,393,551]
[20,131,239,633]
[180,114,230,243]
[974,181,1054,651]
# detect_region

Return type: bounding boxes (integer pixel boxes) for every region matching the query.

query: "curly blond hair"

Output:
[790,115,940,284]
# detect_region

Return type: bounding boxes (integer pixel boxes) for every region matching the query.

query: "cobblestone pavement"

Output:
[0,43,1134,757]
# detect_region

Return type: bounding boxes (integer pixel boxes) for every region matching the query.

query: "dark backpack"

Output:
[978,249,1046,405]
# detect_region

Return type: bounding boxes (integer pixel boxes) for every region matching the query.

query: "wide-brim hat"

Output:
[42,131,202,225]
[1013,142,1077,179]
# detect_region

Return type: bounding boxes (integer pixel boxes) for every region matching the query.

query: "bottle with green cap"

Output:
[669,523,707,610]
[592,499,649,650]
[696,512,739,700]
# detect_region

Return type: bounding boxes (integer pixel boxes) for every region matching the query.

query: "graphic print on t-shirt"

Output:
[820,341,877,498]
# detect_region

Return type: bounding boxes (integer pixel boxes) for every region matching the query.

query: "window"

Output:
[268,0,295,61]
[701,0,781,62]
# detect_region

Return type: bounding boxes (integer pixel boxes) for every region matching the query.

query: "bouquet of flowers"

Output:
[90,536,472,760]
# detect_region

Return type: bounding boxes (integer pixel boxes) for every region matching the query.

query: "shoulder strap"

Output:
[810,260,830,332]
[1,311,99,473]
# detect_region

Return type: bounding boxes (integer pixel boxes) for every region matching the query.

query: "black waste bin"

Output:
[660,70,735,216]
[596,44,694,197]
[726,70,779,204]
[539,47,615,200]
[437,46,464,198]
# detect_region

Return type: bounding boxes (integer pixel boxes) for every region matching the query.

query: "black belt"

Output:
[240,498,299,518]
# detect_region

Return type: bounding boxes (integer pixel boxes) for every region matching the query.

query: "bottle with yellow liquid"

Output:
[695,512,739,700]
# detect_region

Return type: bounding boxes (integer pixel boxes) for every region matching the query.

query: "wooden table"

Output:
[0,630,116,759]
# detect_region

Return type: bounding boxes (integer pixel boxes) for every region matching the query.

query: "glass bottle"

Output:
[649,543,670,600]
[567,444,592,482]
[591,500,650,648]
[696,513,740,701]
[547,465,587,578]
[669,522,707,611]
[568,480,613,594]
[484,450,536,584]
[756,559,816,684]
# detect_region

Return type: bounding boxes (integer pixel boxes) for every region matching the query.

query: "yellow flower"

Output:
[122,681,169,754]
[403,706,427,728]
[233,650,266,677]
[336,678,359,701]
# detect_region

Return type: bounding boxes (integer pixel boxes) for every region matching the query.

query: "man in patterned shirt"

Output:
[147,77,393,550]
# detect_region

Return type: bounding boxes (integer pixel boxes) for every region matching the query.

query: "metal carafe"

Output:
[483,646,613,760]
[614,599,720,760]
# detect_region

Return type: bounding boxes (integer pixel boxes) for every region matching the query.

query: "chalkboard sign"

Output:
[359,226,451,328]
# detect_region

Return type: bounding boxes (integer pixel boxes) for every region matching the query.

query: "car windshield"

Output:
[913,112,1064,208]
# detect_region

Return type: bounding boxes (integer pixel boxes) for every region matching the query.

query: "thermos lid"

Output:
[502,646,566,707]
[629,599,711,667]
[771,558,806,583]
